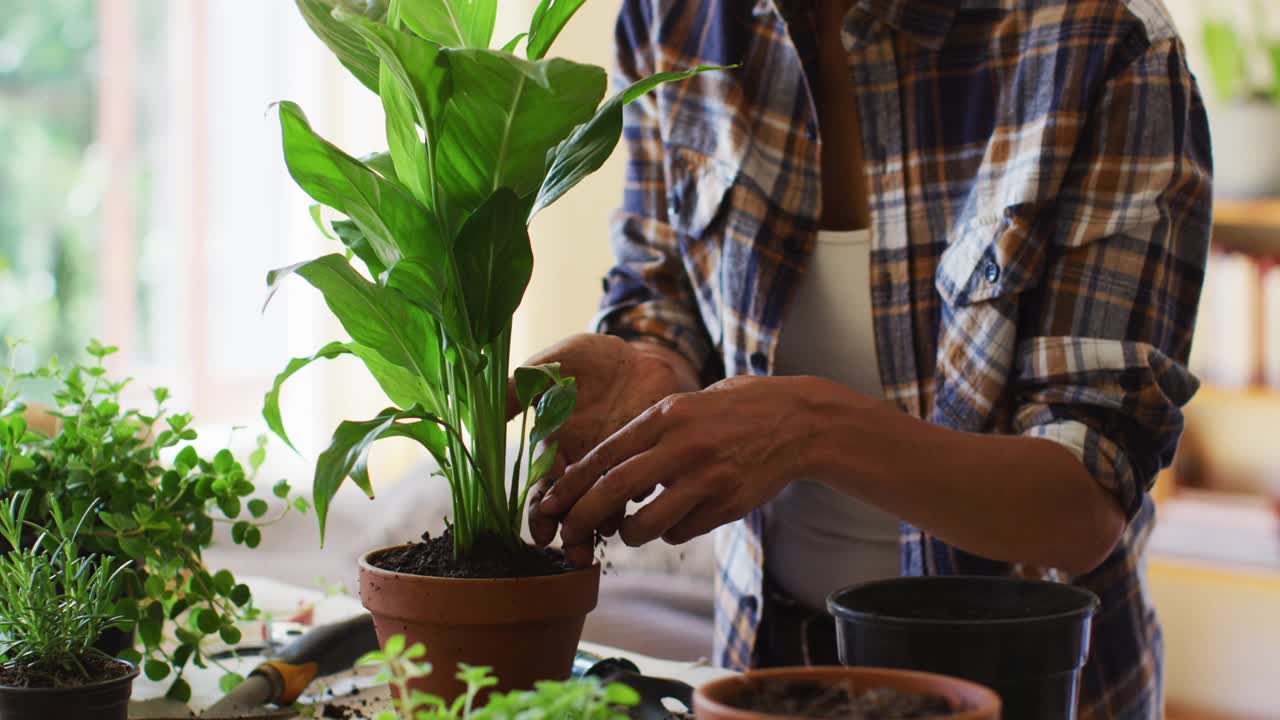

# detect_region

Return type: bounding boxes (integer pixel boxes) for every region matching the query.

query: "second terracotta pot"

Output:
[358,545,600,700]
[694,666,1001,720]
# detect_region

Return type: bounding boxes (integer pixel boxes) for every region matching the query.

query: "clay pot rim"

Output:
[358,544,601,585]
[827,575,1100,628]
[0,660,139,694]
[694,666,1001,720]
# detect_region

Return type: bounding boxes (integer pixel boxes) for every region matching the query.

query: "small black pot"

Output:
[0,662,139,720]
[828,576,1099,720]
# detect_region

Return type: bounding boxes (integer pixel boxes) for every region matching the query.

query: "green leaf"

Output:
[174,445,199,474]
[231,521,251,545]
[273,479,292,499]
[500,32,527,53]
[166,677,192,704]
[245,527,262,549]
[217,495,241,519]
[530,378,576,447]
[526,0,585,60]
[118,648,143,665]
[194,608,220,634]
[399,0,494,49]
[248,499,269,518]
[532,65,726,218]
[230,584,252,607]
[513,363,560,409]
[265,255,442,386]
[145,658,171,681]
[529,441,556,486]
[220,672,246,694]
[144,574,166,598]
[264,340,345,453]
[452,188,533,344]
[275,101,444,266]
[313,406,441,544]
[220,625,243,646]
[331,220,388,279]
[1203,20,1247,102]
[436,50,605,217]
[213,569,236,595]
[348,341,441,411]
[295,0,381,92]
[342,18,450,206]
[139,606,163,648]
[294,496,311,514]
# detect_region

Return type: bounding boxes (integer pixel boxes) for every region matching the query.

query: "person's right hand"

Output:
[509,333,698,565]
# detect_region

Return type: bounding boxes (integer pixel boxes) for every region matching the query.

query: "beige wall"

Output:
[511,0,625,365]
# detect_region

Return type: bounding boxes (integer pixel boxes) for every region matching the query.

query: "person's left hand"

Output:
[534,375,823,563]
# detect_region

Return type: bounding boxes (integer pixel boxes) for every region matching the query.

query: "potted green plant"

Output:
[1202,2,1280,198]
[264,0,718,699]
[0,494,139,720]
[0,340,307,702]
[343,634,638,720]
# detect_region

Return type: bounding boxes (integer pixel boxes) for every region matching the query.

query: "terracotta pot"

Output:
[694,666,1001,720]
[0,661,138,720]
[358,545,600,700]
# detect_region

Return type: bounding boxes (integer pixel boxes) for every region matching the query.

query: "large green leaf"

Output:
[313,406,447,544]
[531,65,725,218]
[277,101,443,269]
[399,0,494,49]
[295,0,381,92]
[347,342,438,411]
[263,342,351,452]
[512,363,560,410]
[435,50,605,218]
[331,220,387,279]
[343,18,450,205]
[526,0,585,61]
[385,258,468,346]
[265,254,440,385]
[452,188,533,344]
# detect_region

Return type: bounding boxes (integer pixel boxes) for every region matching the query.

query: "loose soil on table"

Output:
[370,527,572,579]
[727,680,952,719]
[0,654,132,689]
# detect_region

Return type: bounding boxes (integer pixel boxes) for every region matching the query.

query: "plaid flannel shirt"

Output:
[593,0,1212,717]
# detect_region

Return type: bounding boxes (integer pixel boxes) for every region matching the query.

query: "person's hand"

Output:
[536,375,824,563]
[511,333,696,565]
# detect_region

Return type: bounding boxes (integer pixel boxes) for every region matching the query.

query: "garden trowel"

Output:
[573,649,696,720]
[201,613,378,718]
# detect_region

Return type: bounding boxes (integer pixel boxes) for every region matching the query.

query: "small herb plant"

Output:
[266,0,719,559]
[0,340,306,700]
[0,494,128,687]
[1202,2,1280,104]
[349,634,637,720]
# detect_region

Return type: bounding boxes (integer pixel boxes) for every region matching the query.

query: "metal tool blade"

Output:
[201,675,276,718]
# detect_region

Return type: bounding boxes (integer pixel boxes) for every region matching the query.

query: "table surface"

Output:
[130,576,732,718]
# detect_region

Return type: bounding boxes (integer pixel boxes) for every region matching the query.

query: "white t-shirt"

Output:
[761,228,901,612]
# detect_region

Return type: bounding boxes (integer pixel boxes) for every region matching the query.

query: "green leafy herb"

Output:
[0,341,304,693]
[0,495,128,685]
[354,634,636,720]
[268,0,724,557]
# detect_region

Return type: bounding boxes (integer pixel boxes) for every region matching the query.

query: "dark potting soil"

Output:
[0,654,133,689]
[370,527,572,579]
[727,680,952,719]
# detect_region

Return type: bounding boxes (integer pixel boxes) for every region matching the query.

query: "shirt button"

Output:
[749,351,768,374]
[983,258,1001,284]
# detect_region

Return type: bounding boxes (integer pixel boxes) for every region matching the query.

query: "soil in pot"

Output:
[0,655,132,689]
[725,680,951,719]
[0,657,138,720]
[371,527,571,578]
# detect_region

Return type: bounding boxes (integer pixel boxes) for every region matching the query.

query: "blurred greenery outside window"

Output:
[0,0,165,363]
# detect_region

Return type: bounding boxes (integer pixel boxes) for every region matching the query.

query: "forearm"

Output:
[798,378,1125,576]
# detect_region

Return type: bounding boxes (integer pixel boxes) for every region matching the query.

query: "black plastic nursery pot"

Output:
[828,576,1099,720]
[0,661,139,720]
